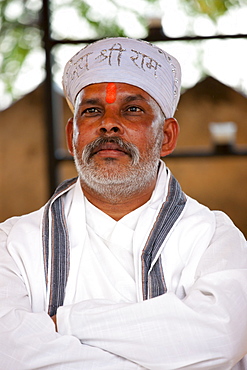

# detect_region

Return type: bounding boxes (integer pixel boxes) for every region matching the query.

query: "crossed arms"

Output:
[0,213,247,369]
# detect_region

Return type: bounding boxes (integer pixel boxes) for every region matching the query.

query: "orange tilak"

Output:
[105,83,117,104]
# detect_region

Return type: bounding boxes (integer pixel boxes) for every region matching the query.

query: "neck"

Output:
[80,179,157,221]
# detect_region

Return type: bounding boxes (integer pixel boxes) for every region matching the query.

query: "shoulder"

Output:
[176,196,216,242]
[0,177,79,242]
[184,196,246,245]
[0,207,45,243]
[170,195,246,266]
[182,196,247,275]
[213,209,246,241]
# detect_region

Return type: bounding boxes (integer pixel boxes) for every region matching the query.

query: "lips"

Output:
[82,136,139,164]
[92,142,128,156]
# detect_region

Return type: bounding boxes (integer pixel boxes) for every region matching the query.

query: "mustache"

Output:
[81,136,140,165]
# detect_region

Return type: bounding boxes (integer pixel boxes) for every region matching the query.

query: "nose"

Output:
[97,110,124,136]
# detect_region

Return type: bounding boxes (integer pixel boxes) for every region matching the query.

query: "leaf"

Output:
[181,0,247,20]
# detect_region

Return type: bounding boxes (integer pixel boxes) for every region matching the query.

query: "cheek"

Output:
[105,83,117,104]
[151,116,160,129]
[72,128,96,154]
[72,124,80,146]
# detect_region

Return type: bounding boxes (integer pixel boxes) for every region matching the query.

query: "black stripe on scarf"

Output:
[141,173,187,300]
[42,177,77,317]
[42,173,186,316]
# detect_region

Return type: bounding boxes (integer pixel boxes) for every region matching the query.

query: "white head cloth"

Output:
[62,37,181,118]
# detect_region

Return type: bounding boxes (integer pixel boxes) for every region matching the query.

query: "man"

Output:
[0,37,246,369]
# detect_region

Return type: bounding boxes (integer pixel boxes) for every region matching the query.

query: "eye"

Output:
[83,107,99,113]
[126,106,143,113]
[81,107,101,116]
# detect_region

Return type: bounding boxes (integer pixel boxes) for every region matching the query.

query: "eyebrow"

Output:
[123,94,147,103]
[78,94,147,107]
[78,98,101,106]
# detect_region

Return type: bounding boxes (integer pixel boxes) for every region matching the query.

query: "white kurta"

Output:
[63,166,165,306]
[0,163,247,369]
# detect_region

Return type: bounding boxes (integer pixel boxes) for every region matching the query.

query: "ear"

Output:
[160,118,179,157]
[65,117,74,156]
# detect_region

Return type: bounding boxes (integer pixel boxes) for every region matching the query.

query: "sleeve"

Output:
[57,212,247,370]
[0,222,144,370]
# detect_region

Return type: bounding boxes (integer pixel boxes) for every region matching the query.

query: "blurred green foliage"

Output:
[0,0,245,105]
[0,0,157,102]
[0,0,41,99]
[183,0,247,20]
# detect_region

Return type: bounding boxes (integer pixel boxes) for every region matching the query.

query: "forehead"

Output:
[77,82,155,101]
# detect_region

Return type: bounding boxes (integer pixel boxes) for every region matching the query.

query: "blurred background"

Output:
[0,0,247,236]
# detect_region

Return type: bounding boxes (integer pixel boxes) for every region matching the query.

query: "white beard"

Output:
[73,128,163,203]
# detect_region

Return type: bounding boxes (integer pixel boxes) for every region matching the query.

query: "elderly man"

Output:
[0,37,246,369]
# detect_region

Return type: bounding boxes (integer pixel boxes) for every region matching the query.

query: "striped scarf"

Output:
[42,174,186,316]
